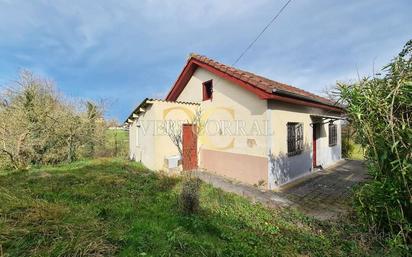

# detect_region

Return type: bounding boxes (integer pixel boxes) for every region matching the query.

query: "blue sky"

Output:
[0,0,411,121]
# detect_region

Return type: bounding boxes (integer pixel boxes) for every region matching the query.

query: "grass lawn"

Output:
[0,159,384,256]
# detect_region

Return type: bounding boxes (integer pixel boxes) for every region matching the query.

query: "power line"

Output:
[232,0,293,66]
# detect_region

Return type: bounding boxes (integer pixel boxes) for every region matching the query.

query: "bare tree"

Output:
[321,84,342,103]
[163,107,204,168]
[164,119,185,157]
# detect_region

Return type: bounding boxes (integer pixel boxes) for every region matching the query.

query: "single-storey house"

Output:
[125,54,344,190]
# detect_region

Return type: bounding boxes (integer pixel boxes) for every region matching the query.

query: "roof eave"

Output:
[124,98,200,124]
[165,57,272,101]
[267,94,344,112]
[124,98,151,124]
[270,89,345,112]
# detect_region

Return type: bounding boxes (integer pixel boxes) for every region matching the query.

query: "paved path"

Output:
[279,160,368,219]
[194,160,368,220]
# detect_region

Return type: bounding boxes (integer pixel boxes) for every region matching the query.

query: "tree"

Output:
[0,70,106,169]
[83,101,104,158]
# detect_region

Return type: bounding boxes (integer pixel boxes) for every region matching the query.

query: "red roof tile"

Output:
[166,53,343,112]
[189,53,336,106]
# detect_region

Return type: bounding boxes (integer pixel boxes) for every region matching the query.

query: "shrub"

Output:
[179,174,201,215]
[0,70,106,169]
[339,40,412,251]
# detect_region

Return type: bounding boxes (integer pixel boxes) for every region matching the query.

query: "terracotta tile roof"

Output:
[189,53,336,106]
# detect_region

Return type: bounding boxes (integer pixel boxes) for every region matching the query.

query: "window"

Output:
[287,122,303,156]
[329,123,337,146]
[202,80,213,101]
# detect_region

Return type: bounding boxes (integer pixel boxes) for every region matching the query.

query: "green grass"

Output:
[349,144,364,160]
[106,129,128,142]
[96,129,129,158]
[0,159,384,256]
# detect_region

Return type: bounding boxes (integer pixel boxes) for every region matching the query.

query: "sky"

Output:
[0,0,411,122]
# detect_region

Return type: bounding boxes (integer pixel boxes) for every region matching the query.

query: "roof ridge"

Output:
[189,53,335,105]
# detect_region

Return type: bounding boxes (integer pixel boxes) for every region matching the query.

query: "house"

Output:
[126,54,344,189]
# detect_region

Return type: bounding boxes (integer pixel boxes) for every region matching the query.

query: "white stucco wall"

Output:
[129,100,198,171]
[267,101,342,189]
[176,67,269,158]
[175,67,270,186]
[133,105,157,170]
[129,121,137,160]
[152,100,199,170]
[315,119,342,168]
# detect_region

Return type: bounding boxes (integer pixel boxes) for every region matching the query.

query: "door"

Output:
[312,123,317,168]
[182,124,197,171]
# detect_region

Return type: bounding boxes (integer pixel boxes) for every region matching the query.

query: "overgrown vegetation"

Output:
[341,124,364,160]
[339,40,412,252]
[341,125,355,158]
[0,71,126,170]
[0,159,385,256]
[96,129,129,158]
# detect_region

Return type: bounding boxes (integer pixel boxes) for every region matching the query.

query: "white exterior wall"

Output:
[176,67,269,186]
[267,101,342,189]
[129,121,137,160]
[176,67,269,157]
[132,105,157,170]
[129,100,198,171]
[152,100,198,170]
[315,119,342,168]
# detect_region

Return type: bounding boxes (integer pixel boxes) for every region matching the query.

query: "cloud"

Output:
[0,0,410,120]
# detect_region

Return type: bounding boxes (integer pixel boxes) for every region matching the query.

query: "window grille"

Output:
[287,122,303,156]
[329,123,337,146]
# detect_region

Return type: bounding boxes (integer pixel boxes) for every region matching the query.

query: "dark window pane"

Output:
[287,122,303,156]
[329,124,337,146]
[202,80,213,101]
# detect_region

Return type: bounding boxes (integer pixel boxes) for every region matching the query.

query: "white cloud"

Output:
[0,0,410,119]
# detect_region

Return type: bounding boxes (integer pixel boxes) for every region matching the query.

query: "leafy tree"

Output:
[83,101,104,157]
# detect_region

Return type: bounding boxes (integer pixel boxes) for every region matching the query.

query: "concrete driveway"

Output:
[195,160,368,220]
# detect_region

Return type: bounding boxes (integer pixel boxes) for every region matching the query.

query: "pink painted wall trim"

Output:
[200,149,268,188]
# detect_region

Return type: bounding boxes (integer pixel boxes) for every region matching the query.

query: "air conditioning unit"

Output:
[166,155,181,169]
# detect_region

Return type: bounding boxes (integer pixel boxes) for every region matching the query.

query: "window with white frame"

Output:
[287,122,303,156]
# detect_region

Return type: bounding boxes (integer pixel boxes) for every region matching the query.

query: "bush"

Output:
[179,174,201,215]
[339,40,412,251]
[0,70,106,169]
